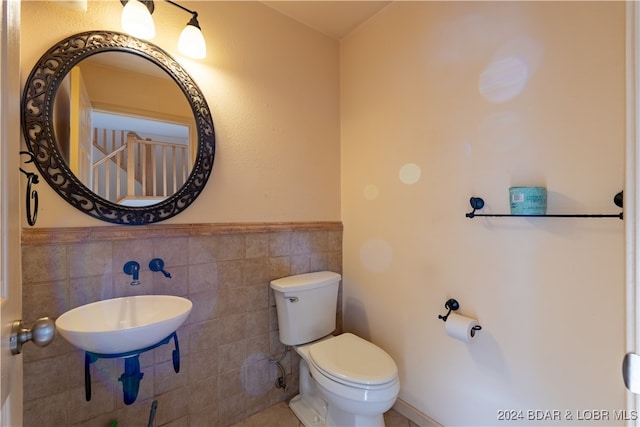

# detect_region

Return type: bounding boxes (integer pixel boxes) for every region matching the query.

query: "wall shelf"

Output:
[465,191,623,220]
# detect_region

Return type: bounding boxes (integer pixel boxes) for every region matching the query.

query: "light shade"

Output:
[178,16,206,59]
[121,0,155,40]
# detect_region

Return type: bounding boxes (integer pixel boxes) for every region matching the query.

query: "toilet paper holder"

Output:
[438,298,482,336]
[438,298,460,322]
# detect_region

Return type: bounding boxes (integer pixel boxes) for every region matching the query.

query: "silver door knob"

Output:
[10,317,55,355]
[623,353,640,394]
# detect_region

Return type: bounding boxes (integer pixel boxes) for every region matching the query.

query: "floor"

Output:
[231,401,419,427]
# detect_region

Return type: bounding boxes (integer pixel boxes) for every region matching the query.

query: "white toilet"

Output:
[270,271,400,427]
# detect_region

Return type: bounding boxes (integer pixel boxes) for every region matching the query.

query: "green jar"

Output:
[509,187,547,215]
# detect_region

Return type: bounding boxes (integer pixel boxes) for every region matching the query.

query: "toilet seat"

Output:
[308,333,398,389]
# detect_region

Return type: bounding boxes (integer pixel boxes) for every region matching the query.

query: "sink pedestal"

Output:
[84,331,181,405]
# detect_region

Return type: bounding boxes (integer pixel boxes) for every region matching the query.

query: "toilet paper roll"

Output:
[445,312,480,343]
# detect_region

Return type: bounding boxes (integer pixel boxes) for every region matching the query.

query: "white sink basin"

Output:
[55,295,192,354]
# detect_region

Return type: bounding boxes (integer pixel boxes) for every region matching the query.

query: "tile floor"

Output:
[230,401,419,427]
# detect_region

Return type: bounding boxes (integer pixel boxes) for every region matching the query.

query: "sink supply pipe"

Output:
[270,345,290,391]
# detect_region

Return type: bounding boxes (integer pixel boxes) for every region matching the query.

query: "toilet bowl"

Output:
[270,272,400,427]
[306,333,399,426]
[291,334,399,427]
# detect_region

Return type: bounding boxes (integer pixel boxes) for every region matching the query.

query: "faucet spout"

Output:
[123,261,141,286]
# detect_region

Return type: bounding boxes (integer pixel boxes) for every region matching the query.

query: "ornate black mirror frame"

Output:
[21,31,215,225]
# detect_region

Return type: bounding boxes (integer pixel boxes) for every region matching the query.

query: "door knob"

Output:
[623,353,640,394]
[10,317,55,355]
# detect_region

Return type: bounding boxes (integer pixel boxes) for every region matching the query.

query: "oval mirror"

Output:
[21,31,215,225]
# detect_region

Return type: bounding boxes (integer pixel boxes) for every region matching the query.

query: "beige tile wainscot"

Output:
[21,222,342,427]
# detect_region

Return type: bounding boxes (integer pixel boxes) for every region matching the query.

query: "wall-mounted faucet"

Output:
[149,258,171,278]
[123,261,141,286]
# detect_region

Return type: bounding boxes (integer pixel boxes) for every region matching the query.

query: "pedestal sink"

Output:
[56,295,192,354]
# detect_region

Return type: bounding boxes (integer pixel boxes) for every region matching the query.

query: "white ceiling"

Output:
[262,1,391,40]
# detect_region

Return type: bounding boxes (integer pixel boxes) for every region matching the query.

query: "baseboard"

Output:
[393,398,442,427]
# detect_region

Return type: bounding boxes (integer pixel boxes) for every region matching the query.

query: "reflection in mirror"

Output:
[21,31,215,225]
[53,52,196,206]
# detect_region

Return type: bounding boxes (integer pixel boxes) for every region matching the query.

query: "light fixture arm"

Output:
[120,0,197,17]
[119,0,206,59]
[165,0,196,16]
[165,0,201,29]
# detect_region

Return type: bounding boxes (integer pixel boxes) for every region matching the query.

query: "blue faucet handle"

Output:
[149,258,172,279]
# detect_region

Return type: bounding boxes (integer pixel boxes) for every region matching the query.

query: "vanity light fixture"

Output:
[120,0,207,59]
[120,0,155,39]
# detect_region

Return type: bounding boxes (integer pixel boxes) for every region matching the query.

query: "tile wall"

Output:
[21,222,342,427]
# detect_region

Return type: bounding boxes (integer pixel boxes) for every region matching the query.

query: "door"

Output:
[0,1,22,425]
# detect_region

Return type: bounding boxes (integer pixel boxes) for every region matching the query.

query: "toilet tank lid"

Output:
[270,271,341,292]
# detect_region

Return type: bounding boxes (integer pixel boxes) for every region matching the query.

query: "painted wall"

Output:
[341,2,626,426]
[78,58,194,123]
[20,1,341,227]
[21,1,628,425]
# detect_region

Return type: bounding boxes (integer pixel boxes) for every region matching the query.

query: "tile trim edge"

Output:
[22,221,344,245]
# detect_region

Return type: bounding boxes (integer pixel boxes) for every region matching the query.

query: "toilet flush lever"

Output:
[288,297,299,303]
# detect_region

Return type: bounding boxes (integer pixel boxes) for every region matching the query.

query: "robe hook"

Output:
[19,151,39,226]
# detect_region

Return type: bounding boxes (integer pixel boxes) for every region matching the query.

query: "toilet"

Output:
[270,271,400,427]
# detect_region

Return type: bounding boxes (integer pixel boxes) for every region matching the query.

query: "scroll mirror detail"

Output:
[21,31,215,225]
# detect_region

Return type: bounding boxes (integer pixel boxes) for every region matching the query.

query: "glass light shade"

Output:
[121,0,155,40]
[178,24,206,59]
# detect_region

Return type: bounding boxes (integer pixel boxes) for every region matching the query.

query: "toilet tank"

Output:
[270,271,341,345]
